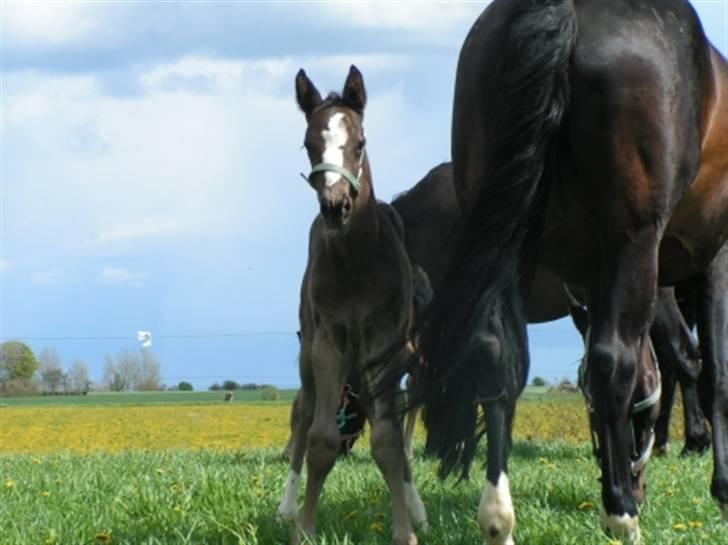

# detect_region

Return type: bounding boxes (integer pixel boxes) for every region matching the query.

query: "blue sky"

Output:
[2,1,727,389]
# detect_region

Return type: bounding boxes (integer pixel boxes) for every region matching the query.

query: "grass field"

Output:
[1,390,725,544]
[0,389,300,407]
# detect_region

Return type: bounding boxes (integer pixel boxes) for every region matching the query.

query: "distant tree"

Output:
[67,360,90,393]
[136,348,161,391]
[0,341,39,382]
[222,380,239,391]
[240,383,258,390]
[261,385,280,401]
[38,348,65,393]
[209,383,222,391]
[531,376,549,387]
[178,381,194,391]
[103,351,138,392]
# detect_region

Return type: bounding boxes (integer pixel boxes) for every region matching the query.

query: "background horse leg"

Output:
[587,230,662,545]
[650,288,708,456]
[694,243,728,520]
[653,363,676,456]
[679,375,711,456]
[294,342,348,544]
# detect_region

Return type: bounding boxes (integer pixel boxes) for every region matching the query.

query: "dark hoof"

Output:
[680,439,710,457]
[653,443,668,457]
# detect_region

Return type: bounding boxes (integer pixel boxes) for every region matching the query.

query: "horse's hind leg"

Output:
[586,230,660,545]
[479,399,516,545]
[694,243,728,520]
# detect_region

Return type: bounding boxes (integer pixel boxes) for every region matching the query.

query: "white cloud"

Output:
[31,268,78,285]
[3,53,420,257]
[321,2,482,36]
[4,2,103,45]
[97,266,147,288]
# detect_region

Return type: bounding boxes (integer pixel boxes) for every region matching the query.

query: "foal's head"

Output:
[296,66,369,229]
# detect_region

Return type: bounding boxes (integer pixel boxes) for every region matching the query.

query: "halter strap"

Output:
[632,380,661,415]
[301,162,362,194]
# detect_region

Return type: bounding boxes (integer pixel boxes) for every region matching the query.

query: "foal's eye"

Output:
[356,138,366,152]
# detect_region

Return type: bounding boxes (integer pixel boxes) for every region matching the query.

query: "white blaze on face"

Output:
[277,470,300,522]
[321,112,348,187]
[478,472,515,545]
[600,507,642,545]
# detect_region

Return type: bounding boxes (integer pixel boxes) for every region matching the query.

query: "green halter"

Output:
[301,163,362,194]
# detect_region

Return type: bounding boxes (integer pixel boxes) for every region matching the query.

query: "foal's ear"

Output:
[295,69,322,119]
[563,285,589,338]
[342,65,367,114]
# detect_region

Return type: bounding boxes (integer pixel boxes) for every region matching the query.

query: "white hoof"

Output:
[600,507,642,545]
[478,473,515,545]
[405,482,428,531]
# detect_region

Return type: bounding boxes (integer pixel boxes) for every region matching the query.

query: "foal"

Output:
[277,66,426,545]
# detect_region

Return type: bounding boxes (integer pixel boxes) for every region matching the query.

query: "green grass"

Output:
[0,389,300,407]
[1,441,725,545]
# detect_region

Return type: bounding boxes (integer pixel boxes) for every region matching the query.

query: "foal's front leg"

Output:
[293,343,347,544]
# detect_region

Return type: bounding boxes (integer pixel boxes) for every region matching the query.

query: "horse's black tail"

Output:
[421,0,577,479]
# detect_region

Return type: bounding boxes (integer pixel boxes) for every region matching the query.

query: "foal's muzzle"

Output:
[320,193,352,227]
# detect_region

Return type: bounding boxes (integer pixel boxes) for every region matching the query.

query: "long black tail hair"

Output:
[421,0,578,479]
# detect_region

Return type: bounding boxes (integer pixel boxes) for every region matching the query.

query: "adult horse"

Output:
[393,162,710,458]
[411,2,727,543]
[277,66,426,545]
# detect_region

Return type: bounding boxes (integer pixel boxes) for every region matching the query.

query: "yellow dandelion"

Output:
[688,520,703,529]
[32,457,41,464]
[41,490,50,497]
[665,489,674,497]
[673,523,688,532]
[370,522,384,534]
[5,479,16,489]
[95,531,112,543]
[690,497,703,505]
[155,468,165,475]
[173,506,182,513]
[538,457,548,465]
[577,501,593,510]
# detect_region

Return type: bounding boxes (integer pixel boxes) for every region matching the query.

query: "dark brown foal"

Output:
[277,66,426,545]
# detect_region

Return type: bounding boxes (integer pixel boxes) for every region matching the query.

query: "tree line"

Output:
[0,340,163,396]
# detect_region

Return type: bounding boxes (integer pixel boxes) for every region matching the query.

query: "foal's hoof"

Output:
[276,504,298,524]
[652,443,668,457]
[599,508,643,545]
[394,532,418,545]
